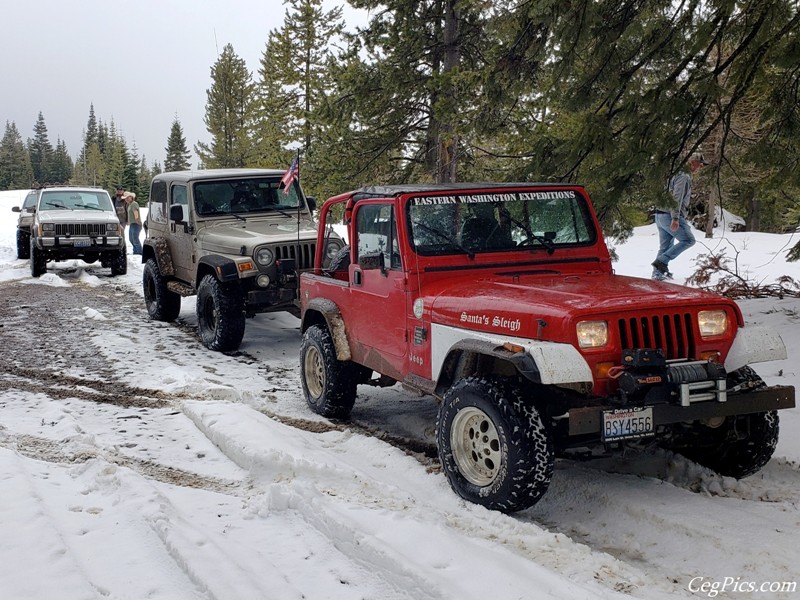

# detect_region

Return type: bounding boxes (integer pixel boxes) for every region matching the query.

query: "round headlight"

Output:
[256,247,275,266]
[325,239,343,259]
[256,274,271,288]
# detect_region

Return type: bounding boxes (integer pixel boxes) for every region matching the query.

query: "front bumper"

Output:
[38,236,123,250]
[568,384,795,436]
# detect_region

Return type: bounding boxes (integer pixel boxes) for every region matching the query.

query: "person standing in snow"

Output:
[124,192,143,255]
[651,152,709,280]
[113,185,128,228]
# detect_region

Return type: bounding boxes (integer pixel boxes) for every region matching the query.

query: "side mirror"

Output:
[358,251,385,271]
[170,204,186,223]
[306,196,317,213]
[12,206,21,213]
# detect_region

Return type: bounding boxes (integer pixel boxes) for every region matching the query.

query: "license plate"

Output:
[602,406,654,441]
[74,239,91,247]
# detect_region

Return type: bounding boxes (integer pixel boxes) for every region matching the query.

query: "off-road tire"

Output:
[196,275,245,352]
[300,324,358,419]
[436,376,554,513]
[325,245,351,274]
[110,249,127,276]
[142,258,181,322]
[30,241,46,277]
[16,230,30,259]
[664,367,778,478]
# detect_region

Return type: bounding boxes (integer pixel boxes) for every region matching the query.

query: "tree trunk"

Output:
[705,183,717,238]
[747,193,760,231]
[436,0,460,184]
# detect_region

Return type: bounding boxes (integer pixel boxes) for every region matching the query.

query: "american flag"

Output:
[280,157,299,195]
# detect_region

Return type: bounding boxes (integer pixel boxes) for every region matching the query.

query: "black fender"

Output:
[198,255,239,282]
[143,237,175,276]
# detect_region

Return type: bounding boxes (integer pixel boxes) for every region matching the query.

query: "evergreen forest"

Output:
[2,0,800,252]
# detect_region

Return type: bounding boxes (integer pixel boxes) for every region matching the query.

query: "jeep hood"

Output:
[197,217,319,254]
[426,273,739,339]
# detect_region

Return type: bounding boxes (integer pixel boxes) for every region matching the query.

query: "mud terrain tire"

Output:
[143,259,181,322]
[17,230,30,259]
[664,367,779,478]
[325,245,351,274]
[110,249,127,276]
[30,242,46,277]
[300,324,358,419]
[196,275,245,352]
[437,376,554,513]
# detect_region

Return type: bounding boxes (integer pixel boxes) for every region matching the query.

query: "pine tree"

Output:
[164,117,191,171]
[0,121,34,190]
[320,0,488,184]
[251,31,296,169]
[51,138,74,183]
[28,112,54,184]
[104,120,127,191]
[195,44,256,168]
[85,104,99,148]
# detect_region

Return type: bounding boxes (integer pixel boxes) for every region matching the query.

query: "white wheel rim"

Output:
[304,346,325,399]
[450,406,501,486]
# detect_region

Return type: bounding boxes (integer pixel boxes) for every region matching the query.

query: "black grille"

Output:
[274,243,316,270]
[617,312,695,360]
[54,223,107,236]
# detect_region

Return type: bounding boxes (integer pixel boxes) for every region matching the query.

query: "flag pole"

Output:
[295,149,301,273]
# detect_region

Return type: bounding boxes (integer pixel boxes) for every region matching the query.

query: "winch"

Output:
[613,349,727,406]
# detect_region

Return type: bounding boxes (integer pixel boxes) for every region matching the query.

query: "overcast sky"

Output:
[2,0,366,169]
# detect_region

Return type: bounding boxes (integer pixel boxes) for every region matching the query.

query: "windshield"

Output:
[407,189,596,256]
[38,190,114,211]
[193,177,304,217]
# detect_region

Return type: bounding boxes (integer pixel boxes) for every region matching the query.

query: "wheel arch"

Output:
[301,298,352,362]
[143,237,175,277]
[431,325,593,398]
[198,255,239,282]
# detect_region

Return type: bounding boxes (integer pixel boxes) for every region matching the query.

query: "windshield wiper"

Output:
[413,221,476,259]
[45,201,71,210]
[270,207,296,219]
[501,210,556,254]
[519,231,556,255]
[74,203,103,211]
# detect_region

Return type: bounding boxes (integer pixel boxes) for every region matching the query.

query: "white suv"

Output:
[30,186,127,277]
[11,189,38,259]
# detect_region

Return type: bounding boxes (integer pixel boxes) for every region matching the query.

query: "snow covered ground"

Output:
[1,188,798,600]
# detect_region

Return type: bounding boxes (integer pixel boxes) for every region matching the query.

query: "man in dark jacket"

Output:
[113,185,128,227]
[651,152,709,280]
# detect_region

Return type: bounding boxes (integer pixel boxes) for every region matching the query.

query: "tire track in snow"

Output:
[527,460,800,598]
[184,400,689,600]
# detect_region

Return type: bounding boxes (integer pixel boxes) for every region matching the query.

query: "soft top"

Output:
[154,168,286,183]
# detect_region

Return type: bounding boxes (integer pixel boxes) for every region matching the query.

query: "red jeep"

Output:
[299,183,795,512]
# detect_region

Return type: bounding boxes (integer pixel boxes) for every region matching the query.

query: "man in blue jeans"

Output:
[652,152,709,280]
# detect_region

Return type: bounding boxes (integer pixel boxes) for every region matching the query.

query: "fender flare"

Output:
[198,255,239,282]
[301,297,352,361]
[725,326,787,373]
[430,323,593,387]
[144,237,175,276]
